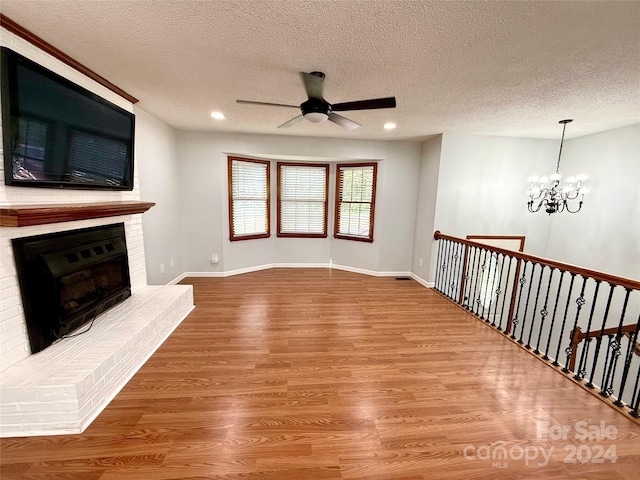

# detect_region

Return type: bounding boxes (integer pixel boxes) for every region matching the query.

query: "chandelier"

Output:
[527,119,588,214]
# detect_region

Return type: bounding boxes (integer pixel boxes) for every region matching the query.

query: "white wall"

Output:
[546,124,640,279]
[410,135,442,282]
[416,126,640,284]
[135,107,185,284]
[434,133,559,258]
[175,131,421,274]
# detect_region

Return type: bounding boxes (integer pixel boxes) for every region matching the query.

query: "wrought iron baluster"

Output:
[598,334,614,395]
[468,247,482,312]
[600,331,622,399]
[562,276,588,374]
[450,242,463,301]
[471,248,487,316]
[553,272,576,367]
[458,242,468,302]
[445,240,454,299]
[603,289,632,399]
[463,246,478,309]
[510,260,529,340]
[490,253,505,327]
[447,239,457,299]
[481,252,496,321]
[577,338,593,382]
[442,239,453,299]
[535,268,555,355]
[458,245,469,304]
[543,270,565,361]
[631,365,640,418]
[497,255,514,332]
[526,264,546,349]
[434,238,444,292]
[574,280,601,381]
[506,258,524,335]
[517,262,537,345]
[613,311,639,408]
[586,283,615,388]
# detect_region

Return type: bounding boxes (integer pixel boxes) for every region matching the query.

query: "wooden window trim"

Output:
[277,162,329,238]
[227,156,271,242]
[334,162,378,243]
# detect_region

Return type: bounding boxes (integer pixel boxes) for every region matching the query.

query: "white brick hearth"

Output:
[0,284,194,437]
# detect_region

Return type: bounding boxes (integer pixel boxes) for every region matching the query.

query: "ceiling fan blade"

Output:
[300,72,325,100]
[237,99,299,108]
[328,112,361,130]
[278,115,305,128]
[331,96,396,112]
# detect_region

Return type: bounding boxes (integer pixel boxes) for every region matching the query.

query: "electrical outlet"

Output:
[419,258,423,267]
[170,258,174,268]
[211,253,219,265]
[160,263,165,274]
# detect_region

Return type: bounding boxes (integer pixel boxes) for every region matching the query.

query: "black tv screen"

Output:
[1,47,135,190]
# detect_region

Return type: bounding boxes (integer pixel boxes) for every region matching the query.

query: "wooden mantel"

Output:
[0,201,155,227]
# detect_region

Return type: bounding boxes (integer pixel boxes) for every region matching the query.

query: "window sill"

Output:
[276,233,328,239]
[333,234,374,243]
[229,233,271,242]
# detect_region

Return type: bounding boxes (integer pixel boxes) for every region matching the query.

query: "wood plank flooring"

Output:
[1,269,638,479]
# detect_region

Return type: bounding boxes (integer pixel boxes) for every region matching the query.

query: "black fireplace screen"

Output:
[12,223,131,353]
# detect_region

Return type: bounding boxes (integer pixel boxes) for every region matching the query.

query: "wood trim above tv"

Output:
[0,14,139,104]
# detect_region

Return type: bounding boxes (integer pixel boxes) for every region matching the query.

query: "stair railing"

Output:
[433,231,640,420]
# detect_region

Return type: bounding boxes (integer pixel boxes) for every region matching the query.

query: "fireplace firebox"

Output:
[12,223,131,353]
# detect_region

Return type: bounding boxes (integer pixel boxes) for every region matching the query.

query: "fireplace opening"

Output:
[12,223,131,353]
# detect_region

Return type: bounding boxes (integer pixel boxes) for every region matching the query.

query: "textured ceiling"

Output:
[1,0,639,140]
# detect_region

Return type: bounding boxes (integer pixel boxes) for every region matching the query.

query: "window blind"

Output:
[335,164,377,241]
[69,130,128,181]
[229,158,270,239]
[278,164,328,236]
[14,117,48,177]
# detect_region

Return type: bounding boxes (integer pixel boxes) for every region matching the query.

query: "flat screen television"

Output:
[1,47,135,190]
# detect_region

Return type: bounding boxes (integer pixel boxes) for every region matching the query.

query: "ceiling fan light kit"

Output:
[237,71,396,129]
[303,112,328,123]
[301,98,330,123]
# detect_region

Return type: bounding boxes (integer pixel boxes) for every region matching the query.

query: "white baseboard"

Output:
[168,273,188,284]
[410,272,435,288]
[179,263,272,279]
[174,263,427,282]
[222,263,274,277]
[330,263,411,278]
[274,263,330,269]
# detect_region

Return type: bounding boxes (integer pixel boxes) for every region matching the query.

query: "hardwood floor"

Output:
[1,269,638,479]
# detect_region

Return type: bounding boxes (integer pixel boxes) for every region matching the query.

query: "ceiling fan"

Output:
[236,71,396,129]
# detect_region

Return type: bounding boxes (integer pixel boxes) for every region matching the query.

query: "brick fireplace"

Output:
[0,24,194,437]
[0,203,194,437]
[13,223,132,354]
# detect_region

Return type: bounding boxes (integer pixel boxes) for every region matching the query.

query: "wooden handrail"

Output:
[434,231,640,290]
[577,323,638,343]
[568,324,639,371]
[433,230,640,418]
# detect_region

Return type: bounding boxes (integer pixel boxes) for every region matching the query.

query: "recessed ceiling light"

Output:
[210,111,225,120]
[384,122,397,130]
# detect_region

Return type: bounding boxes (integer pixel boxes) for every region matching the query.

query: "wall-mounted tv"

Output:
[1,47,135,190]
